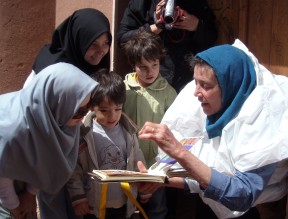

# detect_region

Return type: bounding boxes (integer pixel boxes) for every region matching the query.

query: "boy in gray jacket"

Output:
[66,70,146,219]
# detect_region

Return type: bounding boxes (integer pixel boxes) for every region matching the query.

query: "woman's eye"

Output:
[203,84,212,90]
[91,43,98,48]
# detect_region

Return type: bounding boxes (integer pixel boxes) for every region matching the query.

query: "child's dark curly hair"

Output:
[90,69,126,106]
[123,27,166,66]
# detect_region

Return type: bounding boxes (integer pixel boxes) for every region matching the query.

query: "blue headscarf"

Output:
[196,45,256,138]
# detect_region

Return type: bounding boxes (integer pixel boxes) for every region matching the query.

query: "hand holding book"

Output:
[89,138,199,183]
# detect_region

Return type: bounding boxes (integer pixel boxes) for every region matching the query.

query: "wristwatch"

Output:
[153,12,165,30]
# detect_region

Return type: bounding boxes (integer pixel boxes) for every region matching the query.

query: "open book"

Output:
[89,144,194,183]
[89,169,167,183]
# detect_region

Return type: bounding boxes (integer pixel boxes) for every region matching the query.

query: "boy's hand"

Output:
[73,201,90,216]
[137,161,148,173]
[18,191,37,219]
[10,207,22,219]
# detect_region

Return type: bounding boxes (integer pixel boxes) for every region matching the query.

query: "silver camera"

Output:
[161,0,183,30]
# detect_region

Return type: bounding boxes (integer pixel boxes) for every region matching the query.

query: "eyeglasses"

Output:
[72,102,91,119]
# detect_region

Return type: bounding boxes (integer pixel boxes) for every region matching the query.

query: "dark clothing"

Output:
[139,187,168,219]
[38,186,80,219]
[117,0,217,92]
[166,189,261,219]
[83,205,127,219]
[33,8,111,75]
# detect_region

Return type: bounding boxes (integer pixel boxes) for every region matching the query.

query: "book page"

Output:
[150,137,203,178]
[89,169,166,183]
[149,145,193,175]
[98,170,149,176]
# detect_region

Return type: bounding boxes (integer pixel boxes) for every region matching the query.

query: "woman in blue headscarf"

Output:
[0,63,98,219]
[136,40,288,218]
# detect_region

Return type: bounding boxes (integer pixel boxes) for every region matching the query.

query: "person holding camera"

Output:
[117,0,218,93]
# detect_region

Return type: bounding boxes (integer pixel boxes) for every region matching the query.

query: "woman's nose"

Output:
[194,85,202,97]
[100,44,109,54]
[194,85,199,97]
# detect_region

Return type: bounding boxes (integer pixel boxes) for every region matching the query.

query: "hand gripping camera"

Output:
[160,0,184,30]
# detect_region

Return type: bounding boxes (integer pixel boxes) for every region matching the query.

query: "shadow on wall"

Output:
[114,0,134,79]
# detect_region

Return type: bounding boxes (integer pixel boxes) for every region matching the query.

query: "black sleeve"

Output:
[178,0,218,51]
[117,0,154,47]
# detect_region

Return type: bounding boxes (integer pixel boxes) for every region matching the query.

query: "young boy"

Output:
[66,70,146,219]
[122,28,177,219]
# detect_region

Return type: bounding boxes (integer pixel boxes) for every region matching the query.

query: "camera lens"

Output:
[164,16,174,24]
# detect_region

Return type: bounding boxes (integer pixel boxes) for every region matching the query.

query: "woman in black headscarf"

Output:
[32,8,111,76]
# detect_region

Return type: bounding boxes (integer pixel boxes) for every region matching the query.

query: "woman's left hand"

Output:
[131,161,163,202]
[173,9,199,31]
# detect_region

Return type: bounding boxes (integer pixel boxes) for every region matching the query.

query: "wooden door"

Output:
[208,0,288,76]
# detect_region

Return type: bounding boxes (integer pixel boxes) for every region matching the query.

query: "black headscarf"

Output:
[33,8,112,75]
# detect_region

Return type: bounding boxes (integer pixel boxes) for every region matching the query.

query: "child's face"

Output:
[92,97,122,129]
[135,58,160,87]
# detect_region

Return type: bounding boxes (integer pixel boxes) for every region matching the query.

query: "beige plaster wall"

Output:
[0,0,55,94]
[55,1,113,26]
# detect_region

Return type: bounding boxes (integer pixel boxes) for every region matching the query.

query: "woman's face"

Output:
[84,32,110,65]
[193,64,222,116]
[65,95,91,127]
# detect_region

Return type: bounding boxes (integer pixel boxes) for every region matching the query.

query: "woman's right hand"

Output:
[138,122,181,159]
[155,0,166,22]
[18,191,37,219]
[151,0,166,33]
